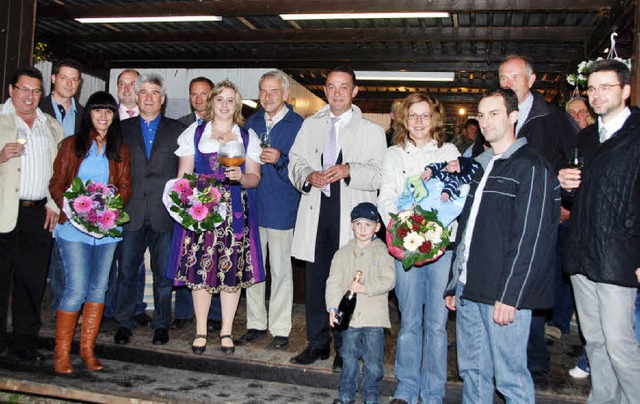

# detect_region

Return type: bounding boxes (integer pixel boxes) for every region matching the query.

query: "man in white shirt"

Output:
[117,69,140,120]
[0,66,63,361]
[560,58,640,404]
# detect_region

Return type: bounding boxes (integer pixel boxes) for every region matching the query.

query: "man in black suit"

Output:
[113,73,185,346]
[38,58,85,317]
[178,77,213,126]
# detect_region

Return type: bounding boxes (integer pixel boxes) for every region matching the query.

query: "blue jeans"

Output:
[455,281,534,404]
[57,239,118,312]
[104,249,147,318]
[174,287,221,321]
[338,327,384,404]
[48,239,65,315]
[115,224,173,330]
[393,251,451,404]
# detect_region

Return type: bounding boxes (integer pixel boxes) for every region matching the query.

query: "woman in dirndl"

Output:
[167,80,264,355]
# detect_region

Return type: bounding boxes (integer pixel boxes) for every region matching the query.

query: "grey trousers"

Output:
[572,274,640,404]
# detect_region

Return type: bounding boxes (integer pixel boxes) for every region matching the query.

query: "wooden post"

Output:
[0,0,36,101]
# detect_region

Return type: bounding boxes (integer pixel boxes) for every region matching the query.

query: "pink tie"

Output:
[127,110,135,117]
[322,117,340,197]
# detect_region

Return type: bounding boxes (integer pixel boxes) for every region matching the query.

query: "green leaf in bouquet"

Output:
[116,211,130,225]
[71,177,85,193]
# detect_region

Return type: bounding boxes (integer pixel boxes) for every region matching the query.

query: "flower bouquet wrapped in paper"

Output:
[162,173,227,233]
[62,177,130,238]
[386,205,451,270]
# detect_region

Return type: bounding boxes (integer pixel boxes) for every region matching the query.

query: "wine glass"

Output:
[16,129,28,155]
[218,140,246,167]
[568,148,583,170]
[259,131,271,149]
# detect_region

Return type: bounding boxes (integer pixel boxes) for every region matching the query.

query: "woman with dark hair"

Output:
[167,80,265,355]
[378,92,460,404]
[49,91,131,374]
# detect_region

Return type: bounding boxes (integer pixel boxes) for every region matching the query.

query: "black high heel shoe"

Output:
[220,335,235,355]
[192,334,207,355]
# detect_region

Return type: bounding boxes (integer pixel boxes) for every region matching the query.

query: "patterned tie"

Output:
[127,109,135,117]
[197,118,204,126]
[322,117,340,197]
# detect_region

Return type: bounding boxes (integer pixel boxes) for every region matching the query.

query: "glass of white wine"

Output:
[16,130,28,155]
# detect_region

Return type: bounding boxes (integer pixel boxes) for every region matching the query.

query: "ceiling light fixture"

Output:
[280,12,449,21]
[354,71,455,82]
[75,16,222,24]
[242,100,258,109]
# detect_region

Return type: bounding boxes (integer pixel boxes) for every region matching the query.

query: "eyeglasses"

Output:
[13,85,43,96]
[408,112,432,121]
[586,83,622,95]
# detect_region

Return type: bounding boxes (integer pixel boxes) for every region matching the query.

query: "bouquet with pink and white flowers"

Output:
[162,173,227,233]
[386,205,451,270]
[63,177,130,238]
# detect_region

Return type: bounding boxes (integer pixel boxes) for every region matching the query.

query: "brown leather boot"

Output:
[54,310,80,374]
[80,302,105,371]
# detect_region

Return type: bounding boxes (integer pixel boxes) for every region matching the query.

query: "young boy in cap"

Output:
[326,202,396,404]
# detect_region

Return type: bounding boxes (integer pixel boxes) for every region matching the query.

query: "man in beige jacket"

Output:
[0,66,63,361]
[288,66,387,371]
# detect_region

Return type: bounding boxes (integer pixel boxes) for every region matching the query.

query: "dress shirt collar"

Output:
[598,107,631,143]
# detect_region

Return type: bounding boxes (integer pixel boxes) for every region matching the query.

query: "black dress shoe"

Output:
[390,399,409,404]
[192,334,207,355]
[235,329,267,345]
[332,354,343,373]
[114,327,132,344]
[207,319,222,332]
[152,328,169,345]
[220,335,235,355]
[171,318,193,330]
[289,345,330,365]
[134,312,151,326]
[8,348,44,362]
[271,336,289,349]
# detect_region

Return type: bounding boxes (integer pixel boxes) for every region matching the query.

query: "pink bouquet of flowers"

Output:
[386,205,451,270]
[162,173,227,233]
[62,177,130,238]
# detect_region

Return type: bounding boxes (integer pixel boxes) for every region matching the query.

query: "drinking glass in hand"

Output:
[568,148,583,170]
[16,129,28,156]
[259,132,271,149]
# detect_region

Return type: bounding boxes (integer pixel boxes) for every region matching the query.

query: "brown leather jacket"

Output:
[49,134,132,224]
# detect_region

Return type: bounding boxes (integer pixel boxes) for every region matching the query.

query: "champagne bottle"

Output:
[333,271,363,331]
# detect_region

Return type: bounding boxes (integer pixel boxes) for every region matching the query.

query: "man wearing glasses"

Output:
[559,58,640,403]
[0,66,64,361]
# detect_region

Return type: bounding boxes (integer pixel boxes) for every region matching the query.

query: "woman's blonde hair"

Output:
[203,80,245,126]
[393,92,446,148]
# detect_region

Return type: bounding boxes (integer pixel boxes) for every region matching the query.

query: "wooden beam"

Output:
[0,0,36,99]
[37,0,612,18]
[40,26,594,44]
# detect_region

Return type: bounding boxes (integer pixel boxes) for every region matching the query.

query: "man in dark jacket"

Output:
[499,54,578,387]
[559,59,640,403]
[445,88,560,403]
[113,73,185,347]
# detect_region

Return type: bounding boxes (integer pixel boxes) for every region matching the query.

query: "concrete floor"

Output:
[0,282,591,403]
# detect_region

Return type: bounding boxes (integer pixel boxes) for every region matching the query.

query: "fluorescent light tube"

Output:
[354,71,455,82]
[75,16,222,24]
[242,100,258,108]
[280,12,449,20]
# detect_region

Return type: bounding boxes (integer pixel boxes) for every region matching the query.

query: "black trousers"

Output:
[0,203,53,351]
[305,181,342,353]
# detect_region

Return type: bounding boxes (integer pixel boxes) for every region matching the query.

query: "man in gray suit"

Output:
[113,73,185,346]
[178,77,213,127]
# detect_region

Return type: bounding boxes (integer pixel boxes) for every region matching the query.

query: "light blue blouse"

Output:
[54,141,122,245]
